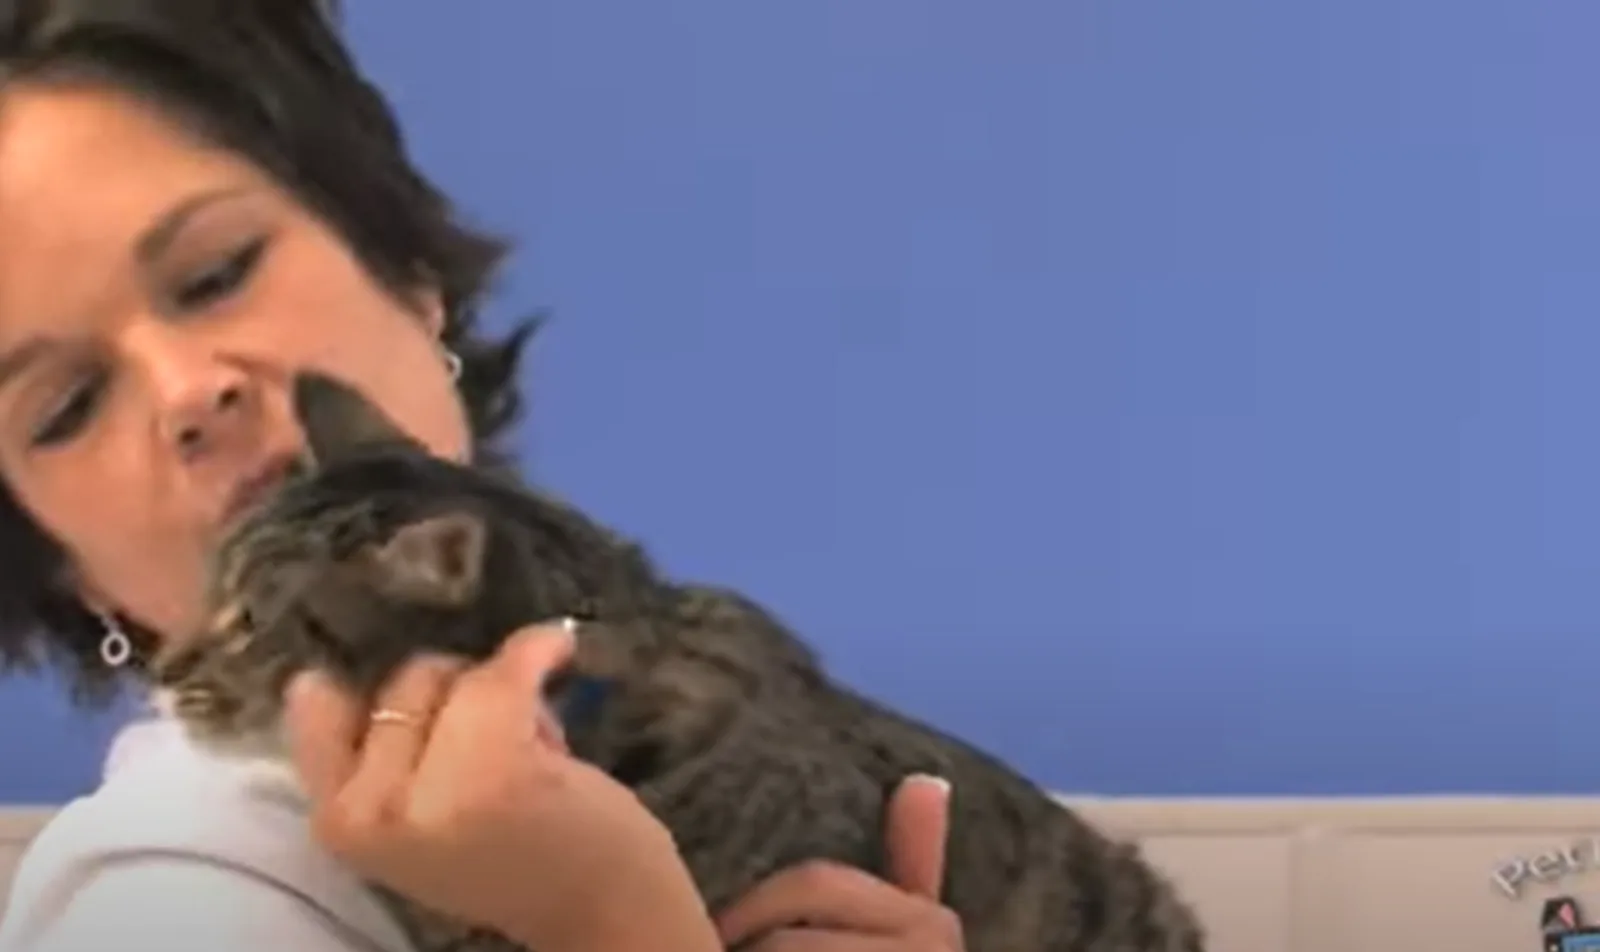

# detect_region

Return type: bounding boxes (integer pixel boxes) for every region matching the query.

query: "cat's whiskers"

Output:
[172,686,222,720]
[211,600,247,635]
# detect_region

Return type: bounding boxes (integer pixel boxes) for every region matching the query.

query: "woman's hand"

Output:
[716,775,966,952]
[283,622,720,952]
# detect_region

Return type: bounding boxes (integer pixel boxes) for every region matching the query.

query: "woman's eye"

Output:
[172,237,267,311]
[30,373,106,448]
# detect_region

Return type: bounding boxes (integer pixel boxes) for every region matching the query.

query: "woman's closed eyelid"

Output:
[17,357,108,449]
[168,235,268,312]
[29,373,104,447]
[13,233,271,451]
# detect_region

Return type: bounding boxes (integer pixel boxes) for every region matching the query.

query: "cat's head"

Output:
[154,371,660,755]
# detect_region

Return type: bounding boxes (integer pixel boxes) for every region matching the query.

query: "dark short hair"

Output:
[0,0,536,704]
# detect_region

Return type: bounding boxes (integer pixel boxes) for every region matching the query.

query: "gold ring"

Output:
[370,708,425,728]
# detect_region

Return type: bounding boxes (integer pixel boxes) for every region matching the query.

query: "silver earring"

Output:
[96,608,133,668]
[443,349,463,381]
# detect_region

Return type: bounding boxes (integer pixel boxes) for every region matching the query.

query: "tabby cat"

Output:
[153,371,1208,952]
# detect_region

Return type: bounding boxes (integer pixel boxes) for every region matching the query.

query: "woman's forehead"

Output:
[0,84,261,236]
[0,84,261,333]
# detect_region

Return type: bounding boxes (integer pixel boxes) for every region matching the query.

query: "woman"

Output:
[0,3,963,952]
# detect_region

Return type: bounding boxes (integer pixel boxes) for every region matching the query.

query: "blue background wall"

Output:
[3,0,1598,801]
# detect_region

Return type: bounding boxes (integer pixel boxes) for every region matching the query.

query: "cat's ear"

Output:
[293,371,423,466]
[365,513,488,607]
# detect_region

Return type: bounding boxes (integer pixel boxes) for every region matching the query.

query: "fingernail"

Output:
[523,618,576,646]
[907,773,952,794]
[554,617,582,647]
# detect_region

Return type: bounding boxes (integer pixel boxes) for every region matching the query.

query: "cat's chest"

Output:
[154,687,299,766]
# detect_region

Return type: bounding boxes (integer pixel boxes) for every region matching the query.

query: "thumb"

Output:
[493,619,579,695]
[284,669,362,804]
[886,774,952,900]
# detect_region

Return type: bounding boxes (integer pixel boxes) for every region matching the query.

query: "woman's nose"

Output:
[157,371,252,463]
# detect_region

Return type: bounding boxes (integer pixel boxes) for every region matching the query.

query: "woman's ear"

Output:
[71,582,123,637]
[406,277,447,338]
[69,575,119,624]
[59,559,131,627]
[56,562,100,611]
[420,291,446,338]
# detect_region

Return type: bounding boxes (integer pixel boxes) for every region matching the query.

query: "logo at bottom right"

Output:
[1544,896,1600,952]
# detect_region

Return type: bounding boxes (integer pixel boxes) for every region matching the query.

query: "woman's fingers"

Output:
[284,668,363,804]
[493,620,579,696]
[717,775,958,950]
[884,775,952,900]
[287,620,578,851]
[740,927,902,952]
[403,621,579,788]
[717,861,929,946]
[339,655,468,811]
[535,704,570,754]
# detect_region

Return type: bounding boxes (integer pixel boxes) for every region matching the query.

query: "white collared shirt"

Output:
[0,716,414,952]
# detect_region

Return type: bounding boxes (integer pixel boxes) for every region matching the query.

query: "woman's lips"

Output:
[221,452,300,526]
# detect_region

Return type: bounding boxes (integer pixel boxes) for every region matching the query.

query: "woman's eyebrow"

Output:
[0,188,255,404]
[134,186,251,267]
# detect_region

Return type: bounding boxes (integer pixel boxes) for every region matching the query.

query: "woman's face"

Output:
[0,82,473,642]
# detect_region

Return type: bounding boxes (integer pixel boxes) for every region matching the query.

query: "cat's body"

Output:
[154,373,1207,952]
